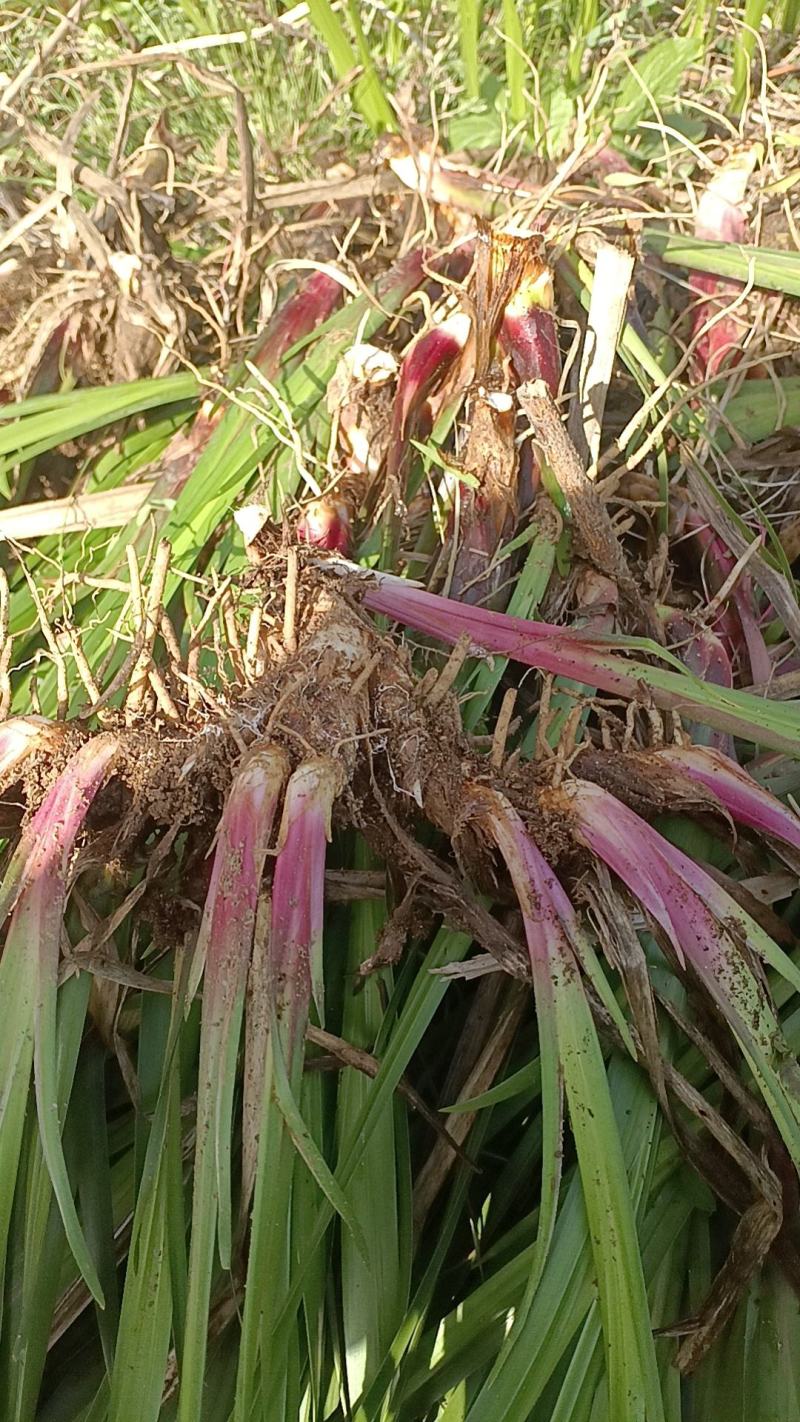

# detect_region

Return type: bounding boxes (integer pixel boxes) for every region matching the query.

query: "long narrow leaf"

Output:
[563,778,800,1168]
[0,735,118,1306]
[466,788,664,1422]
[179,746,288,1422]
[235,758,341,1421]
[643,230,800,297]
[109,984,187,1422]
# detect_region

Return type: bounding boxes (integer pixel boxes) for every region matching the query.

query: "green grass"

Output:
[3,0,791,187]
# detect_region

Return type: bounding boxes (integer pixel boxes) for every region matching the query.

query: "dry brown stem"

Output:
[518,380,662,637]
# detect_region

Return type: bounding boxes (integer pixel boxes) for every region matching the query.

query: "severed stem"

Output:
[518,380,659,636]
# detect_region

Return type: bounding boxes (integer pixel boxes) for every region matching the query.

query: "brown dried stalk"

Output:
[518,380,660,636]
[305,1024,474,1166]
[126,540,172,720]
[412,978,529,1233]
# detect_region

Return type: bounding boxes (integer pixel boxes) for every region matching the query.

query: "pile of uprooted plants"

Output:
[3,101,800,1421]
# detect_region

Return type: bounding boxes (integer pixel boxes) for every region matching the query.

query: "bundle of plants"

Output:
[0,526,798,1420]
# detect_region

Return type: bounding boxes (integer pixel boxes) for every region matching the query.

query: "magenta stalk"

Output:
[357,573,799,752]
[180,745,289,1422]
